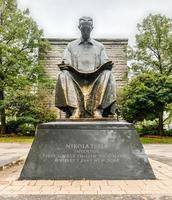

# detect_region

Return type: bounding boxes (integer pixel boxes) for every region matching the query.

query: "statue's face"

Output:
[80,24,92,40]
[79,17,93,40]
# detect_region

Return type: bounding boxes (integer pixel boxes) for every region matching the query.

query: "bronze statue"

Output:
[55,16,116,119]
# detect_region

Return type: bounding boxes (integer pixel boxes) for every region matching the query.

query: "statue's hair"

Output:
[79,16,93,27]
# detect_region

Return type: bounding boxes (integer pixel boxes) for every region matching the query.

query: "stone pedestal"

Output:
[20,121,155,180]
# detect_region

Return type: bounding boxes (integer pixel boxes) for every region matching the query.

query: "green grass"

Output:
[0,135,172,144]
[140,137,172,144]
[0,136,34,143]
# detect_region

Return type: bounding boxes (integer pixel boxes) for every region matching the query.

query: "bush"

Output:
[164,129,172,137]
[17,123,35,136]
[6,108,57,135]
[6,120,22,134]
[6,116,38,135]
[135,120,159,136]
[135,120,172,136]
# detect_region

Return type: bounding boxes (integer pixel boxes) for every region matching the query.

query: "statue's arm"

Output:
[58,44,72,70]
[100,46,109,65]
[62,44,72,66]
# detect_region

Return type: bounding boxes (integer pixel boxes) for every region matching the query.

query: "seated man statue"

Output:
[55,16,116,119]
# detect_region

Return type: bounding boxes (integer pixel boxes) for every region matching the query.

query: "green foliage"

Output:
[164,103,172,125]
[129,14,172,76]
[118,72,172,135]
[164,129,172,136]
[0,0,47,89]
[0,0,51,134]
[6,119,22,134]
[119,73,172,122]
[135,120,172,137]
[17,123,35,135]
[135,120,160,136]
[6,117,36,135]
[6,81,57,135]
[125,14,172,135]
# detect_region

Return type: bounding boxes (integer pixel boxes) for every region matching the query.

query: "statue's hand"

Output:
[97,61,114,71]
[108,61,114,66]
[58,62,70,70]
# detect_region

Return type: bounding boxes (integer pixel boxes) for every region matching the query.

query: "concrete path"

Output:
[144,144,172,167]
[1,143,172,169]
[0,158,172,196]
[0,143,172,199]
[0,143,31,169]
[0,195,172,200]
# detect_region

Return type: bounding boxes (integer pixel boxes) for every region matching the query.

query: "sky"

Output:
[17,0,172,45]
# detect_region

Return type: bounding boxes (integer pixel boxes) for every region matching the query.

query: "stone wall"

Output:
[41,38,128,118]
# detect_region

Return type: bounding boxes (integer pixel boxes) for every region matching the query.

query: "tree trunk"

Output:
[0,90,6,135]
[158,111,164,136]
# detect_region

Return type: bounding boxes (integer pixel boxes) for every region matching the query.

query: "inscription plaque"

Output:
[20,121,155,180]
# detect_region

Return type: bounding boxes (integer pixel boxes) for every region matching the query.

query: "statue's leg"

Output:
[55,70,82,118]
[86,70,116,118]
[101,71,117,117]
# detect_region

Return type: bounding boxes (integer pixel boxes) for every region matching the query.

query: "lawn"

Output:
[0,135,172,144]
[0,136,34,143]
[140,136,172,144]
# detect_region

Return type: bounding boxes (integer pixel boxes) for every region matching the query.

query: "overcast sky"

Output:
[17,0,172,45]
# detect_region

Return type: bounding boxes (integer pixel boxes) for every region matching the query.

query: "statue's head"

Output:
[78,16,93,40]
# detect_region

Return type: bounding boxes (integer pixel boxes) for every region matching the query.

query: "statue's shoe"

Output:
[70,109,81,119]
[93,110,102,119]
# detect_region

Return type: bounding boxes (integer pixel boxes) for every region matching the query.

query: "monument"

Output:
[55,16,116,119]
[20,17,155,180]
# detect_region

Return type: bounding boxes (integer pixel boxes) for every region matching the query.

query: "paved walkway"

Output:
[1,143,172,168]
[144,144,172,166]
[0,143,31,169]
[0,158,172,196]
[0,143,172,199]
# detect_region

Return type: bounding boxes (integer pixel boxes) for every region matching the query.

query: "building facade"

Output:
[42,38,128,118]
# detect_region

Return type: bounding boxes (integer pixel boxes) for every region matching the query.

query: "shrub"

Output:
[135,120,159,136]
[17,123,35,136]
[6,120,22,134]
[164,129,172,137]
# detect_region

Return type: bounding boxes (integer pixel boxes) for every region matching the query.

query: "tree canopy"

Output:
[129,14,172,76]
[119,73,172,123]
[0,0,49,134]
[120,14,172,135]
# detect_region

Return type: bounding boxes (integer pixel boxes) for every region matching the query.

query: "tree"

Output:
[6,80,57,135]
[126,14,172,135]
[0,0,47,134]
[119,73,172,135]
[129,14,172,76]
